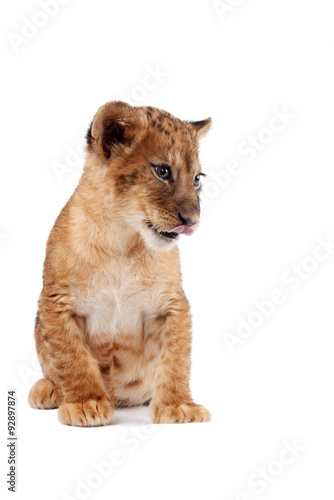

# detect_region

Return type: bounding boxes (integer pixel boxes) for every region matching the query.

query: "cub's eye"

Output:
[194,173,204,188]
[154,164,171,181]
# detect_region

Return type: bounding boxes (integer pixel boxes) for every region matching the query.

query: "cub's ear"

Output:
[189,117,212,139]
[87,101,147,160]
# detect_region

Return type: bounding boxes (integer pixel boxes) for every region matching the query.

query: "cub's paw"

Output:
[150,403,211,424]
[28,379,62,409]
[58,399,114,427]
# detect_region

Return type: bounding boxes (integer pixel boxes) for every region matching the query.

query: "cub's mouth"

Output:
[146,221,194,240]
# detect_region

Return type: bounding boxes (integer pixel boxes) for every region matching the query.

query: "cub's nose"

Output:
[178,210,199,227]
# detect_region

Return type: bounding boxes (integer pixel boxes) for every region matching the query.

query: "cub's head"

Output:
[86,101,211,251]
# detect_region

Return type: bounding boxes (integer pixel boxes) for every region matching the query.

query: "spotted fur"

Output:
[29,101,211,426]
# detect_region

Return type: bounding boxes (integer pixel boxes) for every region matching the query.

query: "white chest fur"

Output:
[74,262,168,341]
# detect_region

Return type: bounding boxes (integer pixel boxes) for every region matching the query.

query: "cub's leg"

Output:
[149,294,211,424]
[28,378,62,409]
[31,296,114,427]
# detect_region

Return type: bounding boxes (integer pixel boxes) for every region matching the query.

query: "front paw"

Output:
[58,398,114,427]
[150,403,211,424]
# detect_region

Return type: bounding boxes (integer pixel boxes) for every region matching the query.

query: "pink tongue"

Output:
[170,225,194,235]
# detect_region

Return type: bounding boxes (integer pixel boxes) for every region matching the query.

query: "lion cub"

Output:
[29,101,211,426]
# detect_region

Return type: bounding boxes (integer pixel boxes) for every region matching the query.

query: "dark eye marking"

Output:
[150,163,172,182]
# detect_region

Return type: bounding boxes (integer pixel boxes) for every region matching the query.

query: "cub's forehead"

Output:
[141,106,195,137]
[138,106,200,171]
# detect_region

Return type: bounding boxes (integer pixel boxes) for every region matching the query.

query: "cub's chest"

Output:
[74,266,168,339]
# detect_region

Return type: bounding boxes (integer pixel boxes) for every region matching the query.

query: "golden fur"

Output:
[29,101,211,425]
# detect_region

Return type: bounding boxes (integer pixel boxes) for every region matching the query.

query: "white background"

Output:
[1,0,334,499]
